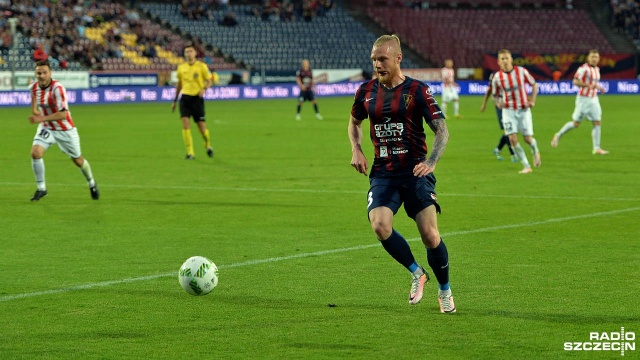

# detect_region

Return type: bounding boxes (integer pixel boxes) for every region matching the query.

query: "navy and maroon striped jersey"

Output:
[351,76,444,177]
[296,69,313,86]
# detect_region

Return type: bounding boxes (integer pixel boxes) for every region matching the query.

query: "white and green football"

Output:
[178,256,219,296]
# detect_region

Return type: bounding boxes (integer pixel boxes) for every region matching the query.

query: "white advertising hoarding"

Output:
[0,71,89,90]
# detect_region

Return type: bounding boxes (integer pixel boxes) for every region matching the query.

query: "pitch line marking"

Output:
[1,182,639,202]
[1,206,638,302]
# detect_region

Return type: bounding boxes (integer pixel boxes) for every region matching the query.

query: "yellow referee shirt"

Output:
[177,61,212,96]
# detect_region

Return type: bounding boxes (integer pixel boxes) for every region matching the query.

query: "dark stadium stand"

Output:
[359,0,570,8]
[0,1,232,71]
[1,0,634,74]
[139,2,420,71]
[609,0,640,50]
[0,32,85,71]
[367,7,615,68]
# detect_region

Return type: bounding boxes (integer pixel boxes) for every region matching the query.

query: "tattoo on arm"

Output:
[426,118,449,166]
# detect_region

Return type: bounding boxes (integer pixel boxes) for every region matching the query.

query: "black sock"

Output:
[427,239,450,289]
[296,105,301,114]
[380,229,418,271]
[497,134,509,151]
[313,104,319,113]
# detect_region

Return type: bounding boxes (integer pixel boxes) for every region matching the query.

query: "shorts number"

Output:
[367,191,373,208]
[504,122,512,132]
[38,129,50,139]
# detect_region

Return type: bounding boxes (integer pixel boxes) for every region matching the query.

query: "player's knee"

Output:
[573,121,580,127]
[30,147,43,159]
[70,156,83,166]
[371,220,392,240]
[420,228,441,248]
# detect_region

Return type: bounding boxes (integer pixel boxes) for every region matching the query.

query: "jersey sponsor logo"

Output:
[380,146,388,157]
[391,146,408,155]
[403,94,413,108]
[374,123,404,138]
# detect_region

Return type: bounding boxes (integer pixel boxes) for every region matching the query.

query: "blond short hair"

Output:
[373,35,402,54]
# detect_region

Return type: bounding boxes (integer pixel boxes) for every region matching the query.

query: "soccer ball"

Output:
[178,256,219,296]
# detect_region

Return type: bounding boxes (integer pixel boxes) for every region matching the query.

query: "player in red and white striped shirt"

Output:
[440,59,461,119]
[490,49,541,174]
[551,49,608,155]
[28,60,99,201]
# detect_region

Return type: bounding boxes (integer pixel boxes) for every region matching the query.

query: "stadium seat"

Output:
[138,2,418,71]
[366,7,615,68]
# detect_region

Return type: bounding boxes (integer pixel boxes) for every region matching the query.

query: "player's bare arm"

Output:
[574,78,603,92]
[414,118,449,177]
[199,77,212,97]
[348,115,368,176]
[573,78,593,89]
[480,86,492,112]
[296,77,305,91]
[30,93,40,116]
[172,80,182,112]
[29,110,68,124]
[528,83,538,107]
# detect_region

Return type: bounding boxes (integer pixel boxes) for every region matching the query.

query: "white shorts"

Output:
[501,108,534,136]
[441,86,459,103]
[32,124,82,158]
[572,96,602,122]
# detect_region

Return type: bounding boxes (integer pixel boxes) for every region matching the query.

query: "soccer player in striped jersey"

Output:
[481,71,517,162]
[348,35,456,313]
[28,60,99,201]
[551,49,608,154]
[490,49,541,174]
[440,59,462,119]
[295,59,322,121]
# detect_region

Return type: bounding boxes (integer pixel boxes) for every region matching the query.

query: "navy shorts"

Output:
[367,174,441,220]
[298,90,315,102]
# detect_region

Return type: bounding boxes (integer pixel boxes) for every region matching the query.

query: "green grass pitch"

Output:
[0,94,638,359]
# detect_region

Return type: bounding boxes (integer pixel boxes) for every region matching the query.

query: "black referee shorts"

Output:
[179,94,206,122]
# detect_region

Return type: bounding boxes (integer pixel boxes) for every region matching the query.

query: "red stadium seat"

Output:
[366,7,615,68]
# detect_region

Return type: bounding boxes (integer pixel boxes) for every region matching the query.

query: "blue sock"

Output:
[380,229,419,272]
[427,239,450,290]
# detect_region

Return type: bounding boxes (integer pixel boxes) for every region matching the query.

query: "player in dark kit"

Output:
[295,59,322,121]
[348,35,456,313]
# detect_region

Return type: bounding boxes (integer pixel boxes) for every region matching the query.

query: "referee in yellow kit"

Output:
[172,45,215,159]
